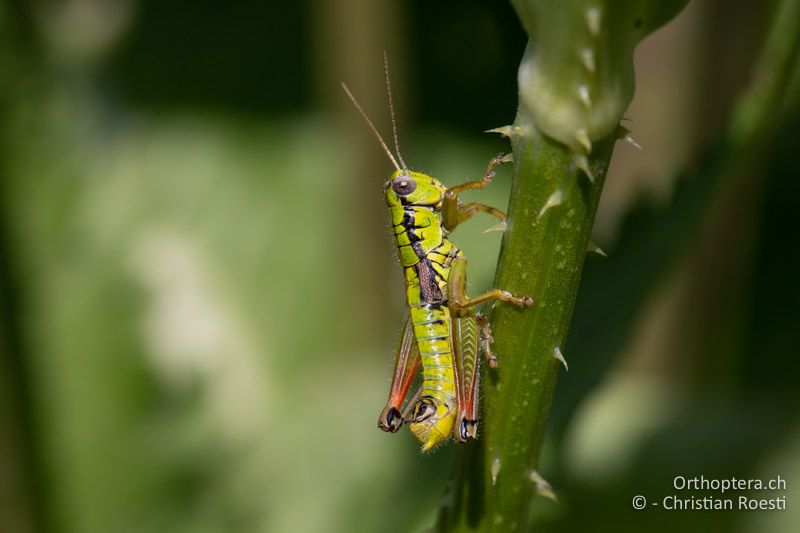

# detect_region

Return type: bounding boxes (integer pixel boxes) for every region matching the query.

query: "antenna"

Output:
[383,51,407,169]
[341,82,400,171]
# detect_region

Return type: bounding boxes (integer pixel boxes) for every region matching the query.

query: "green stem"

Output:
[489,108,615,520]
[437,1,690,530]
[437,108,615,533]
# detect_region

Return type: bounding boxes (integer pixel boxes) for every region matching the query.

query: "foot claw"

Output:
[507,293,534,308]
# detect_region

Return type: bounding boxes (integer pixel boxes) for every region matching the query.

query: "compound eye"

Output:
[391,177,417,196]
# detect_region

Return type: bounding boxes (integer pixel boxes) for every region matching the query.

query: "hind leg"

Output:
[378,316,421,432]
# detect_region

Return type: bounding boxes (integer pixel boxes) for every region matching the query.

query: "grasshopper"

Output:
[342,56,533,451]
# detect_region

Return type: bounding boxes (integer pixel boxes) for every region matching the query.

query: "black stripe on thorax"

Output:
[399,206,434,228]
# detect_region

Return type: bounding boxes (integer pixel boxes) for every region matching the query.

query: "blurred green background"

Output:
[0,1,798,532]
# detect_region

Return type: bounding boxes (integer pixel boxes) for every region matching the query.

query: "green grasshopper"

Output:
[342,57,533,451]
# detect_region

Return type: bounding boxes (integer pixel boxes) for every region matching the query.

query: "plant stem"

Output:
[437,1,690,530]
[437,109,615,533]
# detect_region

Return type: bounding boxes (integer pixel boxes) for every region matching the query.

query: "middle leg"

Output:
[447,257,533,312]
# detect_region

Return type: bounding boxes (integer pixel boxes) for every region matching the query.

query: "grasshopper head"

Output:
[408,396,455,452]
[385,170,446,208]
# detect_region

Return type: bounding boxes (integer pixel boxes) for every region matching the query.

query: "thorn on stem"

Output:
[486,125,513,138]
[483,221,508,234]
[580,48,596,73]
[538,189,565,220]
[578,86,592,109]
[553,346,568,371]
[491,457,502,486]
[624,133,642,150]
[585,7,602,37]
[529,470,558,502]
[586,240,607,257]
[572,153,594,182]
[575,128,592,153]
